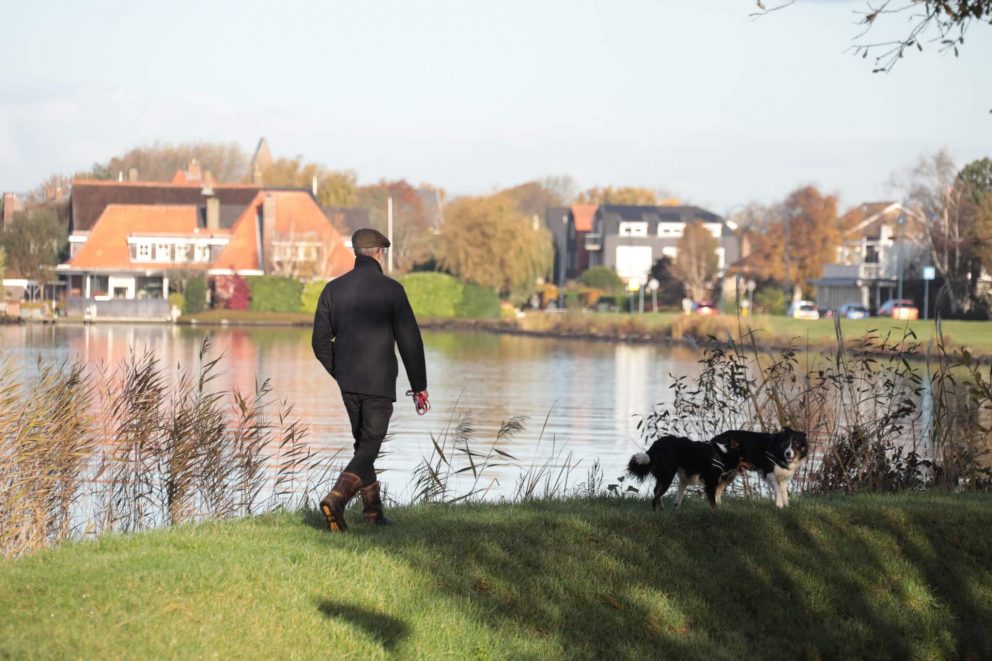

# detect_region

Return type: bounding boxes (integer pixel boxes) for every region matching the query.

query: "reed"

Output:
[0,338,333,559]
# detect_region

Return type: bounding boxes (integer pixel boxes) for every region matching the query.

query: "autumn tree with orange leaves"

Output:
[746,186,841,300]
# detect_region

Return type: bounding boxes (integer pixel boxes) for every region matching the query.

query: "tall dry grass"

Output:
[639,312,991,497]
[0,338,338,559]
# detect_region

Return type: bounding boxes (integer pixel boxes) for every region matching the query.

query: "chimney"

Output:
[312,174,318,197]
[262,195,277,271]
[128,167,139,182]
[2,193,15,228]
[187,159,202,182]
[206,197,220,231]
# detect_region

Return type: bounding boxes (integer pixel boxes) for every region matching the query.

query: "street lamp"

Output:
[896,208,906,302]
[648,278,660,312]
[783,208,793,301]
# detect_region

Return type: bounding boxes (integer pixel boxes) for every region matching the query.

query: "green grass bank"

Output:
[177,308,992,358]
[3,494,991,659]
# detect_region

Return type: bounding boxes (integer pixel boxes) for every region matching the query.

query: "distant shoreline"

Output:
[19,309,988,362]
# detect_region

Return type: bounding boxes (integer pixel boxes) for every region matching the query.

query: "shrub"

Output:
[754,287,787,315]
[227,274,250,311]
[580,266,624,294]
[184,278,208,314]
[299,281,326,314]
[168,292,185,313]
[247,276,303,313]
[401,272,500,319]
[402,272,461,318]
[455,282,500,319]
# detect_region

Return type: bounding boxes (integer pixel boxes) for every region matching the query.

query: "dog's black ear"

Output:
[782,425,793,433]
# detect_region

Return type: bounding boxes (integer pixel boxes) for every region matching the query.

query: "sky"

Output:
[1,0,990,212]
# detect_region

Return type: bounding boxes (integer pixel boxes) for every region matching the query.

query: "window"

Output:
[657,223,684,238]
[195,244,211,263]
[153,243,172,262]
[662,246,678,259]
[136,243,151,261]
[175,244,193,262]
[89,275,109,297]
[619,221,648,237]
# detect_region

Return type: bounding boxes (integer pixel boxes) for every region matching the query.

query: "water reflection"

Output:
[1,323,704,498]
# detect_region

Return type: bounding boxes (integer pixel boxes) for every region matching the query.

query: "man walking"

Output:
[311,228,429,532]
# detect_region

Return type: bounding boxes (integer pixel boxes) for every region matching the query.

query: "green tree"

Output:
[0,209,67,281]
[957,157,992,300]
[958,157,992,204]
[673,221,719,302]
[440,194,553,303]
[648,256,687,306]
[579,266,625,294]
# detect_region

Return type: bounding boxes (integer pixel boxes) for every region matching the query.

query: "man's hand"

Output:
[407,389,430,415]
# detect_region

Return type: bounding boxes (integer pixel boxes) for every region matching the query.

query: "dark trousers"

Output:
[341,392,393,485]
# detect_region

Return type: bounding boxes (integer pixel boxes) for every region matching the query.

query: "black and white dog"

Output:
[626,435,743,510]
[708,427,809,508]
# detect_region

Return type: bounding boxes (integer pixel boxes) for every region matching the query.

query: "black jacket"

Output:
[311,255,427,401]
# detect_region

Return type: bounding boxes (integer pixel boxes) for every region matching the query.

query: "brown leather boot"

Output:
[319,472,363,533]
[359,481,391,525]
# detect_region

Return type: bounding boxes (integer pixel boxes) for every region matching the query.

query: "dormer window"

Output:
[619,221,648,237]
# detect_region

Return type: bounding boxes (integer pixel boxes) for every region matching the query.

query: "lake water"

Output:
[0,323,707,500]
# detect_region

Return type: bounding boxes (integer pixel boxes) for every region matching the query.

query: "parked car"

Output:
[837,303,870,320]
[692,301,717,316]
[787,300,819,320]
[877,299,919,320]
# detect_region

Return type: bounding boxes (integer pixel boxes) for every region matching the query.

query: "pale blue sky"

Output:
[1,0,989,211]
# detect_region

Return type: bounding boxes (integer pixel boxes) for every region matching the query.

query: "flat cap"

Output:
[352,228,391,249]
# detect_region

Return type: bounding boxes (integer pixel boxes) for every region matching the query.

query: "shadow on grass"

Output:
[358,495,992,660]
[302,507,327,532]
[316,600,409,651]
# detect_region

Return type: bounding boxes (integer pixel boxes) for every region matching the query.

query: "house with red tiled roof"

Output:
[57,177,354,312]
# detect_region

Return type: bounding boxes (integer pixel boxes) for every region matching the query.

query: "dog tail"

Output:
[626,450,653,481]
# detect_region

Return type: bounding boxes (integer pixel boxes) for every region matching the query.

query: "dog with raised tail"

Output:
[708,427,809,508]
[627,435,743,510]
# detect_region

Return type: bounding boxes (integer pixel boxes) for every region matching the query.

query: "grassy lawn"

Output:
[741,315,992,353]
[2,494,991,659]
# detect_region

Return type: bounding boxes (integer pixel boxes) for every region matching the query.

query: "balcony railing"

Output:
[821,262,895,281]
[584,233,602,251]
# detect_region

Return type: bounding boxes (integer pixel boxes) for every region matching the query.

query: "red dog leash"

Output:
[405,390,431,416]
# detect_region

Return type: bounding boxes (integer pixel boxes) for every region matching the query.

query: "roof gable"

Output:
[70,180,262,233]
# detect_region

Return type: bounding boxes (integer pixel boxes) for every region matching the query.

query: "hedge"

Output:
[401,272,500,319]
[454,282,500,319]
[300,280,326,314]
[184,278,208,314]
[247,276,304,313]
